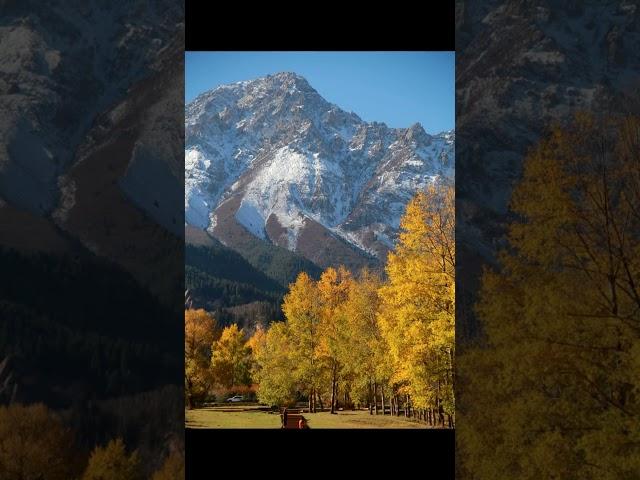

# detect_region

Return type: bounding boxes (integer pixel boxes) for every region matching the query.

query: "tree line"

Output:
[185,184,455,427]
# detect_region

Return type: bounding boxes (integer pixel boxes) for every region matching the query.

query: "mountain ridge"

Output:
[185,72,454,269]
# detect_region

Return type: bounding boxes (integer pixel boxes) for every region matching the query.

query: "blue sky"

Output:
[185,52,454,133]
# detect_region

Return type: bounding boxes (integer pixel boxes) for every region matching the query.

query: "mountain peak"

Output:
[185,74,454,267]
[408,122,426,133]
[405,122,431,143]
[270,71,306,81]
[263,71,314,92]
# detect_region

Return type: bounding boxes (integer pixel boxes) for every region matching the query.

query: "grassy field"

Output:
[186,405,428,429]
[186,405,281,429]
[303,411,426,428]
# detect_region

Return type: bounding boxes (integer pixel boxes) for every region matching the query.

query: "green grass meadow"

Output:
[186,405,428,429]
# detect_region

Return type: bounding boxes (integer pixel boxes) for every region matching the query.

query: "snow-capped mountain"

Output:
[185,72,454,268]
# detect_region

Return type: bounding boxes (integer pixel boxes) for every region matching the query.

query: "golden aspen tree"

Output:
[0,403,81,480]
[82,438,142,480]
[246,324,266,354]
[282,272,322,412]
[316,266,353,414]
[378,183,455,422]
[459,115,640,479]
[185,309,218,408]
[151,450,184,480]
[210,324,252,388]
[340,269,388,412]
[251,322,298,406]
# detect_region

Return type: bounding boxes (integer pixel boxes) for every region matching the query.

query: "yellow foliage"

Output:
[0,403,81,480]
[151,450,184,480]
[378,184,455,413]
[82,438,142,480]
[340,268,388,401]
[252,322,298,406]
[246,325,266,355]
[210,324,252,388]
[459,115,640,478]
[209,187,457,419]
[185,309,218,407]
[282,272,323,399]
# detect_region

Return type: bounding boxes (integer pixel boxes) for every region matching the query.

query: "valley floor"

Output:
[186,404,429,429]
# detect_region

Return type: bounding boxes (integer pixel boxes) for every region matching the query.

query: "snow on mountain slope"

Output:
[185,72,454,266]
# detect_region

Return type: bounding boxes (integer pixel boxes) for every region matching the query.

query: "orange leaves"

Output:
[185,309,218,407]
[184,309,218,359]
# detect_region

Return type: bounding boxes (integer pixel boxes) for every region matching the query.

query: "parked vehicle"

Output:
[226,395,244,402]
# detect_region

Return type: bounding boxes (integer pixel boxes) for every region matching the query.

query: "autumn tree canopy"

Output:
[183,183,456,426]
[151,450,184,480]
[250,184,455,424]
[210,324,252,388]
[379,184,455,416]
[0,403,81,480]
[459,115,640,479]
[250,323,297,406]
[82,438,143,480]
[185,309,219,408]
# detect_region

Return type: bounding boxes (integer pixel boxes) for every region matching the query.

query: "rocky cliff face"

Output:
[186,72,454,269]
[0,0,184,216]
[0,1,184,299]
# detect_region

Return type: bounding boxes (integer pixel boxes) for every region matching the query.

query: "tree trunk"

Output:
[380,386,386,415]
[312,388,316,413]
[318,391,324,412]
[449,347,455,386]
[330,363,337,414]
[308,390,312,413]
[373,382,379,415]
